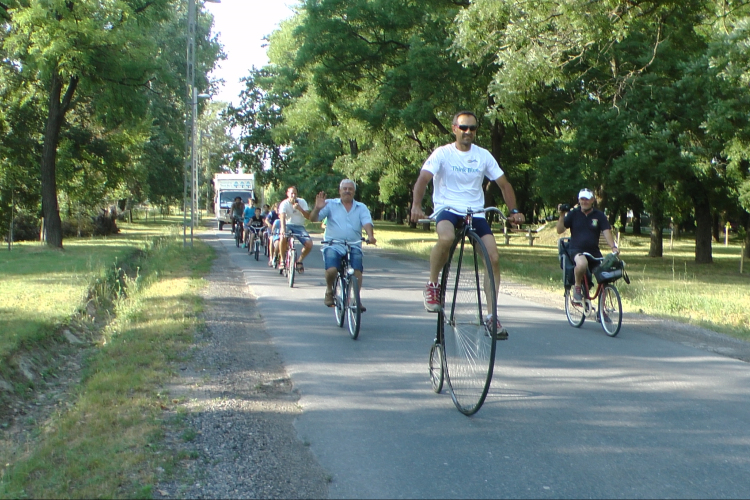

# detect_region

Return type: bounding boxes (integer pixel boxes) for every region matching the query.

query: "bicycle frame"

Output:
[323,239,364,339]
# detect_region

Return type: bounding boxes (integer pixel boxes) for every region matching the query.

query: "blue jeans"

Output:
[322,244,363,272]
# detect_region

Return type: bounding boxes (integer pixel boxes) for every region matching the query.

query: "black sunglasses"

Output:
[457,124,478,131]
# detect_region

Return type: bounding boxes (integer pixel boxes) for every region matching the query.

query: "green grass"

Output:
[0,217,192,361]
[375,221,750,340]
[0,221,214,498]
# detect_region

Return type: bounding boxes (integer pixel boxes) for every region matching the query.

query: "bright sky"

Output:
[204,0,296,107]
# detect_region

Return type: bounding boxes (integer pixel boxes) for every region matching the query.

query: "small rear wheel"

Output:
[565,288,585,328]
[346,274,361,340]
[599,284,622,337]
[429,342,444,394]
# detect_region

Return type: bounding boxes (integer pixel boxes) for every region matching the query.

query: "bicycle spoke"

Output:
[441,232,496,416]
[346,274,361,339]
[599,284,622,337]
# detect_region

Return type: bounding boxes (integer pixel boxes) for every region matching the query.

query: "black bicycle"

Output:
[245,225,264,261]
[323,239,366,340]
[421,207,508,416]
[233,217,243,248]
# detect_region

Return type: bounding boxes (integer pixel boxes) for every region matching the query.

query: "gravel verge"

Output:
[155,236,329,499]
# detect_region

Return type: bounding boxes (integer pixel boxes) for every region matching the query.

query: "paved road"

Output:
[220,230,750,499]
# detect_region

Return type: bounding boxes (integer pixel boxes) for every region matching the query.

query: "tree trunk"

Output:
[694,195,713,264]
[740,212,750,259]
[41,72,78,248]
[711,212,720,243]
[648,210,664,257]
[648,184,664,257]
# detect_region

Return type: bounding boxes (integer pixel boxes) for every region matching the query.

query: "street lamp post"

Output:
[184,0,220,247]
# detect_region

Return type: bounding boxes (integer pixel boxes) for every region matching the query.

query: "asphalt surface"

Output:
[219,228,750,499]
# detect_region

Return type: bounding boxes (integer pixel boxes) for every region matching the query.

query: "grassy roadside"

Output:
[373,221,750,341]
[0,220,214,498]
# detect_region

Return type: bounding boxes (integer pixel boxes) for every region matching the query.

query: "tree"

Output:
[2,0,221,247]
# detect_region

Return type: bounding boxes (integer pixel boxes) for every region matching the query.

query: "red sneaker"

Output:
[423,282,441,312]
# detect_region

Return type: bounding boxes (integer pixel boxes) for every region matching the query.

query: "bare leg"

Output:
[573,254,588,288]
[299,239,314,263]
[429,220,456,283]
[325,267,337,292]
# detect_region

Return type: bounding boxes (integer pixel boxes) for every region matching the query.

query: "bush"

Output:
[92,210,120,236]
[62,217,95,238]
[8,213,41,242]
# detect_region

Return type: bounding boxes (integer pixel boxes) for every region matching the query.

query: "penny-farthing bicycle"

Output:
[422,207,508,416]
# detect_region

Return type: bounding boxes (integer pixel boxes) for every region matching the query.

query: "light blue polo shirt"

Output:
[318,198,373,245]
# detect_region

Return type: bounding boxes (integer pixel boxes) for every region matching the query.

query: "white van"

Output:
[213,173,254,230]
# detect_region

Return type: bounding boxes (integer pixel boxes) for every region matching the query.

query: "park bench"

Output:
[502,223,547,246]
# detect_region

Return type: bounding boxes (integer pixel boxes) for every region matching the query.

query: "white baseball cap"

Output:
[578,188,594,200]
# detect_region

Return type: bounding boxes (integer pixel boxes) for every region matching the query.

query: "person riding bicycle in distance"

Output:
[410,110,525,327]
[309,179,376,309]
[230,196,244,233]
[278,186,313,273]
[556,188,619,304]
[246,201,265,251]
[242,196,256,248]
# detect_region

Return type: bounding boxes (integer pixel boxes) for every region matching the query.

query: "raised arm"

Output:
[309,191,327,222]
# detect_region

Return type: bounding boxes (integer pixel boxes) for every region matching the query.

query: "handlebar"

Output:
[580,251,621,262]
[417,206,508,224]
[322,238,369,246]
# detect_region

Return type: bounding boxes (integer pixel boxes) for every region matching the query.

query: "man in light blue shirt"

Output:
[309,179,376,308]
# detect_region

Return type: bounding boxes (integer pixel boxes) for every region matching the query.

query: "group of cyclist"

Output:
[229,110,617,327]
[229,181,377,309]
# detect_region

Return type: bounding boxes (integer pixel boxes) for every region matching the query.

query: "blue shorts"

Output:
[436,211,493,238]
[322,244,363,272]
[284,224,312,245]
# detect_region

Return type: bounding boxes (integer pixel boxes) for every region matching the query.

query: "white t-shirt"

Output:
[422,143,504,214]
[279,197,309,226]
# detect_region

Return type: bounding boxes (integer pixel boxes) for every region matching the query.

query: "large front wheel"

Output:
[440,231,497,416]
[599,284,622,337]
[346,274,361,340]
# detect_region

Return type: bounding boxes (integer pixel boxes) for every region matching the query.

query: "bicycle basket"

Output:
[593,259,625,284]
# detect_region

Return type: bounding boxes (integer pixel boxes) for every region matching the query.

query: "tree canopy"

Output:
[230,0,750,260]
